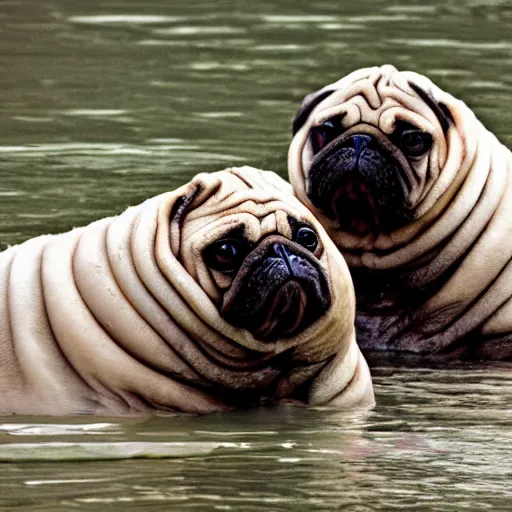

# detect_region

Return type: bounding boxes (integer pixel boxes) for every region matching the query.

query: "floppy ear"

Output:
[169,183,203,256]
[292,89,336,135]
[408,81,454,135]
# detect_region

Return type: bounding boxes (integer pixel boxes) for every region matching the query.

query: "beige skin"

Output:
[0,166,373,415]
[289,65,512,361]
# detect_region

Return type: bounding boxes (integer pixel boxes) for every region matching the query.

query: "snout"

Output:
[221,237,331,342]
[308,132,413,235]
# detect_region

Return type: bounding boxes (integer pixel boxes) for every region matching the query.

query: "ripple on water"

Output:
[68,15,184,25]
[0,142,223,157]
[197,112,244,118]
[348,14,422,22]
[385,5,437,13]
[0,190,25,197]
[188,62,249,71]
[260,15,339,23]
[0,423,117,436]
[0,441,250,462]
[390,38,512,50]
[467,80,505,89]
[61,109,128,117]
[318,23,366,30]
[12,116,54,123]
[428,69,474,77]
[252,44,306,51]
[153,26,246,36]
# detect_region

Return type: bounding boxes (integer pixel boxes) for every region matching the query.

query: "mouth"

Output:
[308,132,413,235]
[330,178,380,235]
[254,280,309,341]
[221,237,331,342]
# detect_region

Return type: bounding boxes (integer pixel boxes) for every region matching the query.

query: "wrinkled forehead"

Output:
[312,65,442,134]
[182,181,317,244]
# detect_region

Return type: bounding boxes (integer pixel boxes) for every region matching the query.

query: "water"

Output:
[0,0,511,509]
[1,369,511,510]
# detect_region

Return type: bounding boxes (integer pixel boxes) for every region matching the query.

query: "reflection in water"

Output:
[0,0,512,510]
[1,370,511,510]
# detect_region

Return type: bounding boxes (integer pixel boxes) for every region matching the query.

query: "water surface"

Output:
[1,0,512,510]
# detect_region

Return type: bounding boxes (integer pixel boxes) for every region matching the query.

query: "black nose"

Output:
[267,243,295,275]
[268,242,290,259]
[220,239,331,341]
[342,134,373,157]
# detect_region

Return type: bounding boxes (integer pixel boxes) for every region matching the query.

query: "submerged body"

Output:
[0,166,373,415]
[289,65,512,361]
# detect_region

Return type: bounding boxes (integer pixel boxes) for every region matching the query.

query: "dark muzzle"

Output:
[222,237,331,341]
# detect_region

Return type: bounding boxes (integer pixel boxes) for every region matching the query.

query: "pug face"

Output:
[289,65,468,253]
[207,222,330,341]
[179,191,332,342]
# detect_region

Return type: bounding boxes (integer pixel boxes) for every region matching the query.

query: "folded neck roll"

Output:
[289,65,512,361]
[0,166,373,415]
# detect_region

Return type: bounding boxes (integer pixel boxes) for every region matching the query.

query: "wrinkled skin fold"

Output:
[289,65,512,362]
[0,166,373,415]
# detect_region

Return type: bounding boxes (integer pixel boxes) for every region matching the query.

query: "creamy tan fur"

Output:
[289,65,512,360]
[0,166,373,415]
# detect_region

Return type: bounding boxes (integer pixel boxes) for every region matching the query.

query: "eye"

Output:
[203,239,247,274]
[295,226,319,252]
[400,130,432,157]
[310,115,344,154]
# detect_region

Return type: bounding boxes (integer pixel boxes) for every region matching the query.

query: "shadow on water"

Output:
[0,0,512,510]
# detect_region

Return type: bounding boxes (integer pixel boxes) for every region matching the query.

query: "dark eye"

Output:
[203,239,246,274]
[400,130,432,157]
[295,226,319,252]
[310,115,344,154]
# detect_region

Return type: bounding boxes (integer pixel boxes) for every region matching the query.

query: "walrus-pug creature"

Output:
[289,65,512,361]
[0,166,373,415]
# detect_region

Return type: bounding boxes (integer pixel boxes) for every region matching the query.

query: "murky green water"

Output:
[1,0,512,510]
